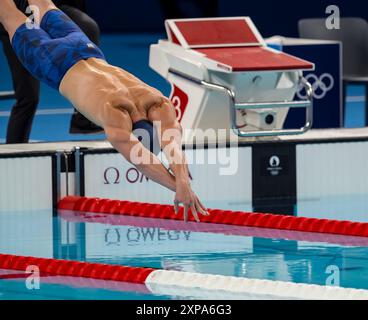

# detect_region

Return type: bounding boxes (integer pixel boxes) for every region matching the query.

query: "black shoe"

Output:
[69,111,104,135]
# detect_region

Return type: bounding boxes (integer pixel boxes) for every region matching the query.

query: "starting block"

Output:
[149,17,315,141]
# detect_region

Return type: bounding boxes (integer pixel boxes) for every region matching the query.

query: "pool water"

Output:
[1,209,368,300]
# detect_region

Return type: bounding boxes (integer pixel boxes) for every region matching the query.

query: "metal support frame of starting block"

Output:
[150,17,315,141]
[169,68,313,137]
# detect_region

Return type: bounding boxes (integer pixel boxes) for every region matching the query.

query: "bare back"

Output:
[59,58,165,128]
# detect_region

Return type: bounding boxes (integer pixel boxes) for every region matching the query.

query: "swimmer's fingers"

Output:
[194,199,206,216]
[194,196,209,216]
[174,201,179,215]
[183,203,190,223]
[190,203,200,223]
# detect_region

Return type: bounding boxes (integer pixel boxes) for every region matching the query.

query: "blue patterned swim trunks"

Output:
[11,9,105,90]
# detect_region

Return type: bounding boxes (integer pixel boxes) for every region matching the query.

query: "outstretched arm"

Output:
[148,99,209,221]
[103,105,178,193]
[102,98,208,222]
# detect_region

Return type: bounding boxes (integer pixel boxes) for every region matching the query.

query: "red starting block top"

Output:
[196,46,314,71]
[165,17,314,72]
[166,17,264,48]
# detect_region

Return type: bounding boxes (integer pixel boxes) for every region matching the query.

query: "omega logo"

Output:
[104,167,149,185]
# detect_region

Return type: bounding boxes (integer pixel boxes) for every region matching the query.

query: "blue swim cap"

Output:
[132,120,161,155]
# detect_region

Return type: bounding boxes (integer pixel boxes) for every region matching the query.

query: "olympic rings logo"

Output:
[297,73,334,100]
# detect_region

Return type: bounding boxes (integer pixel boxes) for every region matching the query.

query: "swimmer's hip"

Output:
[11,10,105,90]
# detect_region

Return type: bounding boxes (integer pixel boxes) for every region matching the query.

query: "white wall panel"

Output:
[84,147,252,211]
[297,195,368,222]
[0,157,53,211]
[84,153,173,204]
[296,142,368,221]
[297,142,368,198]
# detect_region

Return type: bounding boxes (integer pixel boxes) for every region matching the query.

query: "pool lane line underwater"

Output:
[0,253,368,300]
[59,196,368,238]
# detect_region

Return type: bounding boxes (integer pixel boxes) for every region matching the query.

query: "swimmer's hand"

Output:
[174,182,209,222]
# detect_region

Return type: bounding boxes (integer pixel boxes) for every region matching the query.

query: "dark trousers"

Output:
[0,5,100,143]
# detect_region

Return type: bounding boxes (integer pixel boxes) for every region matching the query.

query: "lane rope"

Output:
[0,253,153,284]
[1,253,367,300]
[59,196,368,237]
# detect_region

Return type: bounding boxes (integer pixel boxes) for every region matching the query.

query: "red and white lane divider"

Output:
[0,253,367,300]
[0,254,153,283]
[59,196,368,237]
[53,196,368,299]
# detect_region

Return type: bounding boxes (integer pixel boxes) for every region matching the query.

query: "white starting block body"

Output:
[150,17,315,142]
